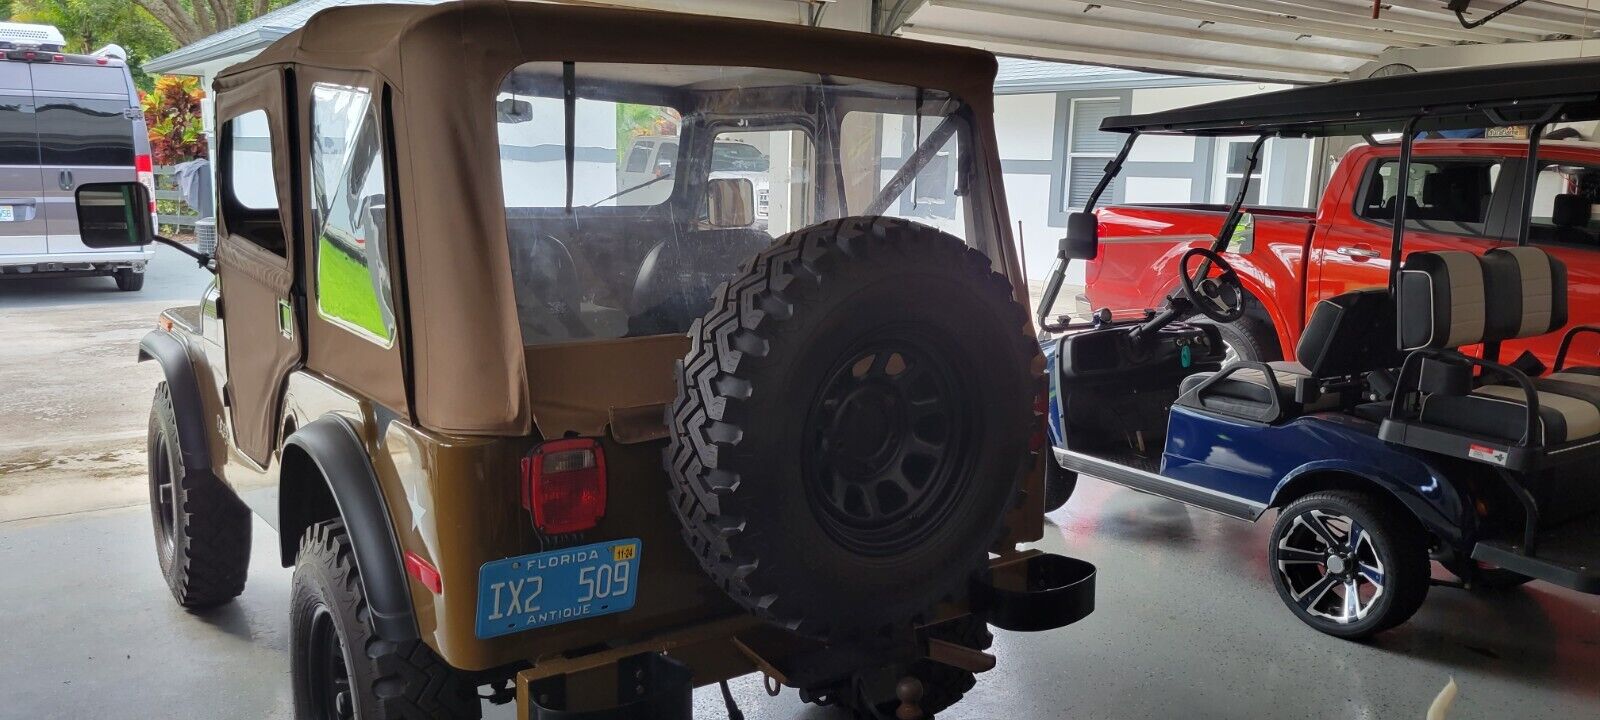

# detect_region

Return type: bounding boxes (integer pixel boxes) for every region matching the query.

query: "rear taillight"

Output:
[135,154,156,214]
[521,438,607,535]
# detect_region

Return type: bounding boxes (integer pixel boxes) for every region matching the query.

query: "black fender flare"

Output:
[137,330,212,474]
[282,415,419,642]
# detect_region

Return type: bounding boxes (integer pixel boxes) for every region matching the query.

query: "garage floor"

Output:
[2,478,1597,720]
[2,250,1597,719]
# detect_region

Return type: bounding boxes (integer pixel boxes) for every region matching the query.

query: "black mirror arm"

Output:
[153,234,216,272]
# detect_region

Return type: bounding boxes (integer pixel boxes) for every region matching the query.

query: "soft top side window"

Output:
[220,109,285,255]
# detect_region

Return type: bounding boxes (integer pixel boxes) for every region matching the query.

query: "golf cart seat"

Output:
[1382,248,1600,469]
[1177,289,1398,423]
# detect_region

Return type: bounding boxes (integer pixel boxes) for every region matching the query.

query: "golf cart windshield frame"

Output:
[1035,56,1600,331]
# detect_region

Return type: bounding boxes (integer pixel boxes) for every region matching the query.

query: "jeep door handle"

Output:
[1336,245,1381,261]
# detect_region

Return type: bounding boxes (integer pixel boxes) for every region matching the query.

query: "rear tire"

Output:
[148,382,250,607]
[667,217,1041,642]
[115,268,145,292]
[291,520,481,720]
[1269,491,1429,639]
[1043,458,1078,513]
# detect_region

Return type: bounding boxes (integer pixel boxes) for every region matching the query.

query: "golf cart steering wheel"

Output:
[1179,247,1246,323]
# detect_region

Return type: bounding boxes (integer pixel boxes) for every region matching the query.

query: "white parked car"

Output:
[617,135,770,225]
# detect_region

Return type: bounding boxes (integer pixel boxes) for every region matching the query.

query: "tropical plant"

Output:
[142,75,207,165]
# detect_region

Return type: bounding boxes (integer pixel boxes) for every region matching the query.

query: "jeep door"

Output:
[214,69,301,468]
[0,61,48,256]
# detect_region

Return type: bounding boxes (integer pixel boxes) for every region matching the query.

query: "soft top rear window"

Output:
[495,62,989,348]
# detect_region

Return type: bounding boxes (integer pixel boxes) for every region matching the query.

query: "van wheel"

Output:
[1043,459,1077,513]
[801,615,992,719]
[115,268,145,292]
[291,520,481,720]
[149,382,250,607]
[1269,491,1429,639]
[668,217,1041,642]
[1197,312,1279,363]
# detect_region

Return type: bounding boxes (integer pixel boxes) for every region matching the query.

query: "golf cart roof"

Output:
[1100,56,1600,138]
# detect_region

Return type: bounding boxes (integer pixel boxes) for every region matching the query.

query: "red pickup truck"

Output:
[1084,139,1600,367]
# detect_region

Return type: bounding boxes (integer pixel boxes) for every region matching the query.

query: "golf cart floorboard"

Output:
[1473,518,1600,594]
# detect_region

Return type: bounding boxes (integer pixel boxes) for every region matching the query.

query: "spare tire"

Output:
[667,216,1041,641]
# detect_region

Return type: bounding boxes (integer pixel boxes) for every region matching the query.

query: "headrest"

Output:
[1398,250,1485,350]
[1421,173,1450,206]
[1481,246,1568,341]
[1552,193,1591,228]
[1296,289,1402,376]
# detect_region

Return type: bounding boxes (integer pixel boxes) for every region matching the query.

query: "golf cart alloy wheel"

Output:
[806,335,973,556]
[1275,509,1386,624]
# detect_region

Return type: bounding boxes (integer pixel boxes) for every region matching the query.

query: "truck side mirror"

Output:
[75,182,154,249]
[1061,211,1098,260]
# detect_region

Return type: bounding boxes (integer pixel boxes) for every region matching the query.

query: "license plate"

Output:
[475,538,640,639]
[0,206,14,222]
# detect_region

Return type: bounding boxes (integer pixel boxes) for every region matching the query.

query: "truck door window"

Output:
[1529,162,1600,248]
[309,83,395,344]
[1356,158,1500,237]
[219,109,284,255]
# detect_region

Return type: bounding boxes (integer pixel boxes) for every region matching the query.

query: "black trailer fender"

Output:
[280,415,419,642]
[137,330,213,474]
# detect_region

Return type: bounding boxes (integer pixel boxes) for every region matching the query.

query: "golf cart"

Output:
[1038,57,1600,639]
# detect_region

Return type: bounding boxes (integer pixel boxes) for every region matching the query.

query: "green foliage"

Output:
[616,103,680,164]
[142,75,206,165]
[11,0,175,91]
[317,238,390,339]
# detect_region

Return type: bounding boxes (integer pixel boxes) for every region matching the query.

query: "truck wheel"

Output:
[1197,313,1280,363]
[114,268,145,292]
[801,615,993,718]
[1268,491,1429,639]
[1043,458,1078,513]
[149,381,250,607]
[291,520,481,720]
[668,217,1041,642]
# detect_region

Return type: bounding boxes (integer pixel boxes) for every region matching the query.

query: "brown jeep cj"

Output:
[72,2,1094,718]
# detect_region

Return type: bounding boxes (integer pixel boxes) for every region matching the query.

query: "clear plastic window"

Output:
[310,83,394,343]
[495,62,988,347]
[227,110,278,210]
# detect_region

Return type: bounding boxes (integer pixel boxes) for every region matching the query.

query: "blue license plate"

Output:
[475,538,641,639]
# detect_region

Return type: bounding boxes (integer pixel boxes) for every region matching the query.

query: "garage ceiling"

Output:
[891,0,1600,83]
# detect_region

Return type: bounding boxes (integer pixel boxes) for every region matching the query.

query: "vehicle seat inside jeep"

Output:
[627,228,772,336]
[1177,289,1399,423]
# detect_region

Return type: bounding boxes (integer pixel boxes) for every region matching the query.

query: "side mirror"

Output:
[706,177,755,228]
[75,182,154,249]
[1061,211,1099,260]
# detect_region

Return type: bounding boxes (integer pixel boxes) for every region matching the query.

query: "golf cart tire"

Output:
[668,216,1041,642]
[290,520,480,720]
[1269,490,1430,639]
[149,381,251,607]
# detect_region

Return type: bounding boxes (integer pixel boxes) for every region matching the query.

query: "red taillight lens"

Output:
[51,54,63,63]
[135,154,156,214]
[521,438,607,535]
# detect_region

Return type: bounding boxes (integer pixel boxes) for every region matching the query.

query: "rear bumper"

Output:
[0,249,154,277]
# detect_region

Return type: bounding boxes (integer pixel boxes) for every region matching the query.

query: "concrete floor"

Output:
[2,251,1598,719]
[2,478,1597,720]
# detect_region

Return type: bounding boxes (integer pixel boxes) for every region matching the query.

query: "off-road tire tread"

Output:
[666,216,1042,641]
[151,382,250,607]
[294,520,480,720]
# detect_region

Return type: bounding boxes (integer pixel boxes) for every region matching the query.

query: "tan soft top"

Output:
[218,1,1004,438]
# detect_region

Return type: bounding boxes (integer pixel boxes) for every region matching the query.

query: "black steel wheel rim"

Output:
[153,434,178,555]
[306,604,355,720]
[803,330,975,556]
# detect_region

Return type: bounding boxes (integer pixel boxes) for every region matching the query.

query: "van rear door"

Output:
[31,62,138,254]
[0,61,48,255]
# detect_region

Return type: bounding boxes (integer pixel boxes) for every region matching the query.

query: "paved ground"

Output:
[2,255,1597,719]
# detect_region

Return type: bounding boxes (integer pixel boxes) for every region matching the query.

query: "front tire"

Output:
[1196,312,1280,363]
[290,520,480,720]
[1268,491,1429,639]
[149,382,250,607]
[115,268,145,292]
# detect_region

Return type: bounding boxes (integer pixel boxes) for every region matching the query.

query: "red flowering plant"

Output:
[142,75,207,165]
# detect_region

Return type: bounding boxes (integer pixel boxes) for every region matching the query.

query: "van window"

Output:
[220,109,285,255]
[34,97,134,166]
[30,64,129,95]
[0,95,38,166]
[310,83,395,344]
[624,143,652,173]
[1356,158,1501,237]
